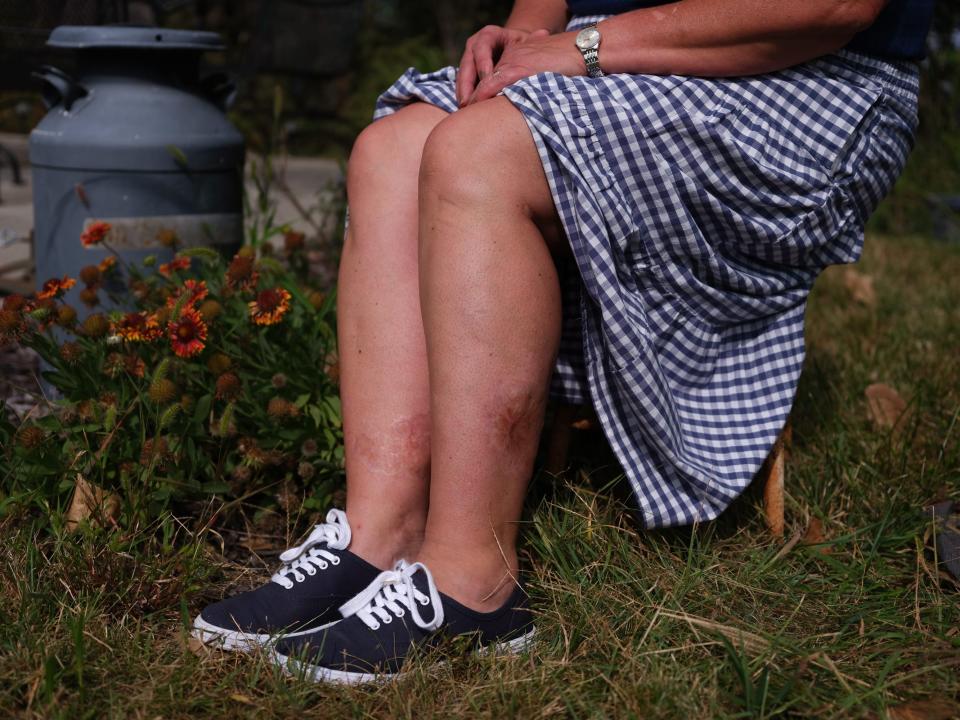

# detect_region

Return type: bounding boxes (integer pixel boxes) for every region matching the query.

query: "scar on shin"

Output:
[346,413,431,475]
[491,390,546,448]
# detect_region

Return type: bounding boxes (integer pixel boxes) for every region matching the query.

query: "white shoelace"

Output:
[339,560,444,632]
[270,508,351,589]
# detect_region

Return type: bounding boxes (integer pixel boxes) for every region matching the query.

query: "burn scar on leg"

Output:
[345,413,431,478]
[490,389,547,451]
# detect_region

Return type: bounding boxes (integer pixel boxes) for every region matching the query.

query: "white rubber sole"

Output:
[191,615,338,652]
[274,626,537,685]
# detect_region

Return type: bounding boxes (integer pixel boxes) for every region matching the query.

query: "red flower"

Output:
[115,311,163,342]
[165,279,208,310]
[81,221,112,248]
[37,276,77,300]
[248,287,291,326]
[158,256,191,277]
[167,307,207,358]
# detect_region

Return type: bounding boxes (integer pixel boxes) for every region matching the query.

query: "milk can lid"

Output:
[47,25,225,51]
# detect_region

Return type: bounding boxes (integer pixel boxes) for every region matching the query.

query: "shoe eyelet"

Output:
[305,566,316,576]
[331,557,340,565]
[383,616,392,624]
[318,561,328,570]
[419,597,429,605]
[371,622,380,630]
[395,609,405,617]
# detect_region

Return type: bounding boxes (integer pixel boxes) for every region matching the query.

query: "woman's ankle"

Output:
[346,509,425,570]
[416,544,520,613]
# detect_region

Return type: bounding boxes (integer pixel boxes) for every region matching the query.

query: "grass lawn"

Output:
[1,231,958,719]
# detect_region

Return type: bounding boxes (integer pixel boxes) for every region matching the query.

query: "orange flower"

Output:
[115,311,163,342]
[98,255,117,274]
[248,287,291,326]
[37,276,77,300]
[165,279,208,309]
[167,307,207,358]
[81,221,112,248]
[225,254,259,292]
[158,256,191,277]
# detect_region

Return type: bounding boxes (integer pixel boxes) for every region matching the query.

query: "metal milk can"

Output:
[29,25,245,313]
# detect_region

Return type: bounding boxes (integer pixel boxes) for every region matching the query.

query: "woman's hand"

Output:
[456,25,555,107]
[461,30,586,107]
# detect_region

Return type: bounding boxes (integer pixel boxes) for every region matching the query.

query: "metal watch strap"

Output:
[583,46,604,78]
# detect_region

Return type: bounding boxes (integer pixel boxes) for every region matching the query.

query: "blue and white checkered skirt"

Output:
[372,16,921,527]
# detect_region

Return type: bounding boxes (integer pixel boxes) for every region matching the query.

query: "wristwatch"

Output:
[575,24,605,78]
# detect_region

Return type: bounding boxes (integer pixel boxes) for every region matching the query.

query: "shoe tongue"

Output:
[409,567,432,596]
[407,567,442,625]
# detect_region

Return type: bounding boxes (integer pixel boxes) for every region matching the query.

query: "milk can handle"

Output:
[33,65,88,111]
[200,72,238,112]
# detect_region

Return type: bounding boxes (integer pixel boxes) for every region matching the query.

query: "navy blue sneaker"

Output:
[192,509,381,651]
[271,560,536,683]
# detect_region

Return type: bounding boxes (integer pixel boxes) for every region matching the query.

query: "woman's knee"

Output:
[418,106,509,207]
[418,98,564,250]
[348,103,447,192]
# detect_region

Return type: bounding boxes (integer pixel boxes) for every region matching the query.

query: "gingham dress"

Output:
[373,15,920,527]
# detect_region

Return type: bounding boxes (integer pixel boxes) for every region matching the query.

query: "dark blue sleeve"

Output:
[845,0,936,62]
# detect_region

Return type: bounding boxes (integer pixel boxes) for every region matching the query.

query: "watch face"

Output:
[576,27,600,50]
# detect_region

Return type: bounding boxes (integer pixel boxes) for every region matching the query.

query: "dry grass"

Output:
[1,232,958,719]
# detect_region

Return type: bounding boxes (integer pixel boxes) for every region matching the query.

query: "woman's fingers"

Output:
[465,66,523,106]
[456,47,477,106]
[457,27,554,107]
[473,33,498,79]
[457,26,505,106]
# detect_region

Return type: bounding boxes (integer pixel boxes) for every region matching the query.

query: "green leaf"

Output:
[41,370,76,392]
[193,394,212,425]
[200,481,230,494]
[323,396,342,428]
[294,393,311,409]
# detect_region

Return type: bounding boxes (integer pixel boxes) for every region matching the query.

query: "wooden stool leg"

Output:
[761,421,792,537]
[545,403,577,477]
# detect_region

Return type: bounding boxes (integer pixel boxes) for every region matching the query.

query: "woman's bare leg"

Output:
[415,97,565,611]
[338,102,448,568]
